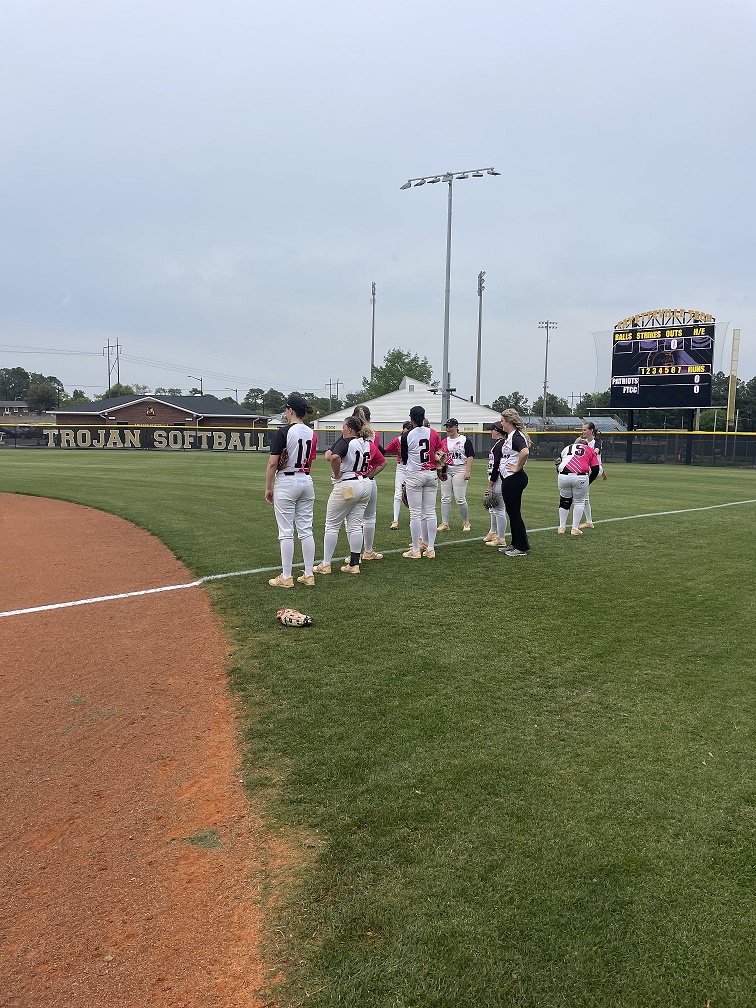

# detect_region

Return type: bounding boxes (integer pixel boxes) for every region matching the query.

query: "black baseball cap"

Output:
[444,418,458,427]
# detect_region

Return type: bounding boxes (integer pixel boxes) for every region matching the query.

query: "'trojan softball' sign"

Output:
[42,428,272,450]
[610,309,715,409]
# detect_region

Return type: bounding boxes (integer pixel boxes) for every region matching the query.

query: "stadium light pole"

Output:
[400,167,500,422]
[475,270,485,404]
[538,320,557,426]
[187,375,203,396]
[370,281,377,380]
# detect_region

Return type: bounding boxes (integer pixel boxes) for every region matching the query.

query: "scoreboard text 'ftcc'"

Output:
[610,311,715,409]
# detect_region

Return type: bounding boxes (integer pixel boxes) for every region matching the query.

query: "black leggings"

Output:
[500,470,529,551]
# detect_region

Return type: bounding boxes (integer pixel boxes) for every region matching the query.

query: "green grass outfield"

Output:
[2,452,755,1008]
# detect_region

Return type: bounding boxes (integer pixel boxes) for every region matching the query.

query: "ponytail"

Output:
[500,408,532,448]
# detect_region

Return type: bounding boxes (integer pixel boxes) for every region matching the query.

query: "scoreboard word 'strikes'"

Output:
[610,322,714,409]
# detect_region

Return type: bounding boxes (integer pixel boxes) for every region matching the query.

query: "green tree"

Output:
[356,348,434,400]
[61,388,90,406]
[154,387,183,395]
[491,391,530,414]
[0,367,31,400]
[243,387,266,412]
[97,384,136,399]
[262,388,286,414]
[132,383,151,395]
[573,389,611,415]
[26,381,59,412]
[531,393,571,416]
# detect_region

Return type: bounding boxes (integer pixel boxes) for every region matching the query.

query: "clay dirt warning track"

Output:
[0,493,272,1008]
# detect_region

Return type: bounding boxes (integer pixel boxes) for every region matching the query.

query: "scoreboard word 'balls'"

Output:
[610,309,715,409]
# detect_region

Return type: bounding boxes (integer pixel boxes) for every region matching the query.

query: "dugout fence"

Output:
[1,423,754,467]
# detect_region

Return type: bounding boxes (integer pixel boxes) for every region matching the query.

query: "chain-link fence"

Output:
[1,423,754,467]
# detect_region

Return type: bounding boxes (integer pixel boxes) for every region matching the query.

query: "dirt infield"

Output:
[0,494,273,1008]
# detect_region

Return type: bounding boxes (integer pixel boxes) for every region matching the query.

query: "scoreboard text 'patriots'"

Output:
[610,311,715,408]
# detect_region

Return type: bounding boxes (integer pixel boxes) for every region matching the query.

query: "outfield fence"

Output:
[1,423,754,467]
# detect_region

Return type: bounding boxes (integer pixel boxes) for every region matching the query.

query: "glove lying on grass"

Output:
[276,608,314,627]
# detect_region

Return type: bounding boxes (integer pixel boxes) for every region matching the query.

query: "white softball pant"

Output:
[322,478,372,562]
[558,472,589,529]
[273,472,315,540]
[393,462,407,521]
[404,469,438,552]
[440,465,469,524]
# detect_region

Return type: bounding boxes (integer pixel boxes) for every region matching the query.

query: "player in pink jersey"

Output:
[351,406,386,559]
[555,436,600,536]
[578,420,608,528]
[383,420,412,529]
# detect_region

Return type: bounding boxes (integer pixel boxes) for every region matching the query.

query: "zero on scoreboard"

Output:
[610,322,715,408]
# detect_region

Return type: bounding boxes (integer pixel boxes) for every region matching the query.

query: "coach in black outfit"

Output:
[497,408,531,556]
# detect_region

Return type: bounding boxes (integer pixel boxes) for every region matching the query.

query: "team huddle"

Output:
[265,394,606,587]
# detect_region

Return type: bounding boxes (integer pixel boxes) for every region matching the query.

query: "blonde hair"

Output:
[500,408,532,447]
[350,407,374,442]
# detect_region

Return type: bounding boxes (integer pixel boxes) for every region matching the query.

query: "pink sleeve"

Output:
[384,436,400,456]
[366,442,385,476]
[430,429,442,453]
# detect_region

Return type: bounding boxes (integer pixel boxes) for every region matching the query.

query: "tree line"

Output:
[3,354,756,429]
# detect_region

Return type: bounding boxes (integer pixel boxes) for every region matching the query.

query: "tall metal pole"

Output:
[370,282,376,380]
[475,271,485,404]
[399,167,500,423]
[538,320,557,426]
[441,176,454,423]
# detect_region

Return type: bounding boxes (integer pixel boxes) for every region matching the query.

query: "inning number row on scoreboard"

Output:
[610,323,714,408]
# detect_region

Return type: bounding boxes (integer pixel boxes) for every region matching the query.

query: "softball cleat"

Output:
[296,573,315,586]
[423,549,436,558]
[570,528,583,536]
[361,551,383,560]
[313,563,332,574]
[268,574,294,588]
[436,523,450,532]
[340,563,360,574]
[557,527,566,534]
[402,549,423,559]
[390,521,399,530]
[485,536,504,547]
[462,522,471,532]
[579,522,594,529]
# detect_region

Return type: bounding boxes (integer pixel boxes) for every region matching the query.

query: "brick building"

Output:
[53,394,267,428]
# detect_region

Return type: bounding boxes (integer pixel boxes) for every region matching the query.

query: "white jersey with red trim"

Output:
[499,429,527,479]
[331,435,371,480]
[272,423,316,474]
[442,434,470,466]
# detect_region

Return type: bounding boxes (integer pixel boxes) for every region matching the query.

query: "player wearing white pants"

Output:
[265,396,318,588]
[556,438,600,535]
[437,418,474,533]
[383,421,412,528]
[315,415,375,575]
[401,405,442,559]
[579,421,607,528]
[484,425,509,546]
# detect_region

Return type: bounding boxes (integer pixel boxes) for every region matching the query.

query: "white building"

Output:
[314,377,502,433]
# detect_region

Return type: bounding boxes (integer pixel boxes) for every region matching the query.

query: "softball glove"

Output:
[483,489,496,510]
[276,608,314,627]
[401,482,409,508]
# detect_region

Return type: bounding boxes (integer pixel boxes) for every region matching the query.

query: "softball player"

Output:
[579,421,607,528]
[383,421,412,529]
[437,418,474,532]
[352,405,386,560]
[401,405,442,559]
[265,395,318,588]
[556,437,600,535]
[484,424,509,547]
[314,415,374,575]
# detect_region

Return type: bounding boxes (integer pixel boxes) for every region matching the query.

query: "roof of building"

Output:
[0,401,29,408]
[54,395,265,419]
[314,377,503,429]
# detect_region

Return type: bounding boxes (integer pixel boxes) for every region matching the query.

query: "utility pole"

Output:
[475,271,485,404]
[538,320,557,426]
[115,341,121,386]
[325,379,343,413]
[370,282,377,380]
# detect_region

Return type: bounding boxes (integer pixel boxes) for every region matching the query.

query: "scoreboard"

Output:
[610,322,715,408]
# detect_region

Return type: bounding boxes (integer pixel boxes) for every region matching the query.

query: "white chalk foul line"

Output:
[2,497,754,620]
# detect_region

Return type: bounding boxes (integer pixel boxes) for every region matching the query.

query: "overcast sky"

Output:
[0,0,754,407]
